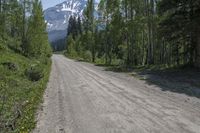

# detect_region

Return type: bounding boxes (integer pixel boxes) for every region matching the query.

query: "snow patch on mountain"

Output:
[44,0,100,42]
[44,0,87,42]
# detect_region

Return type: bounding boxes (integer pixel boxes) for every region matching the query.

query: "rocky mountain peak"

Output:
[44,0,87,42]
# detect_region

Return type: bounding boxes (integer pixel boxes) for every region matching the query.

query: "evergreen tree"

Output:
[27,0,51,57]
[158,0,200,67]
[65,0,200,68]
[77,16,82,35]
[0,0,51,57]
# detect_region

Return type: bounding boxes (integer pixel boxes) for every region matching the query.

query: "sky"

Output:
[41,0,65,10]
[41,0,99,10]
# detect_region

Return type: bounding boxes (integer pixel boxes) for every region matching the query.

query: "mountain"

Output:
[44,0,87,42]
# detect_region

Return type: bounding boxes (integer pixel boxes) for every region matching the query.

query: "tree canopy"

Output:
[65,0,200,68]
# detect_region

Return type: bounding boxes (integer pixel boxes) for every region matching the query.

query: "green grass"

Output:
[0,47,51,132]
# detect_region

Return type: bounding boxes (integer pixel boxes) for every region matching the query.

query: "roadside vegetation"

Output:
[62,0,200,69]
[0,47,51,132]
[61,0,200,99]
[0,0,52,132]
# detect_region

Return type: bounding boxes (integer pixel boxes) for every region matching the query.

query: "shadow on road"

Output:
[103,65,200,99]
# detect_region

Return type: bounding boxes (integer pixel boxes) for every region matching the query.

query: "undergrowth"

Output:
[0,47,51,133]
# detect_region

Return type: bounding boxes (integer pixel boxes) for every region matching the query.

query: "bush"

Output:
[0,42,7,51]
[2,62,18,71]
[40,57,51,65]
[70,49,78,58]
[83,50,92,62]
[25,64,44,81]
[7,38,21,52]
[0,43,5,50]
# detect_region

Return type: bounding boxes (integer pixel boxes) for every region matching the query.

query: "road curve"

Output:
[33,54,200,133]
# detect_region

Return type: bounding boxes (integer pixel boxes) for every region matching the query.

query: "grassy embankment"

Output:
[0,43,51,133]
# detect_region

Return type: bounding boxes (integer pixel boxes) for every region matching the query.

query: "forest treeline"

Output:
[0,0,51,57]
[65,0,200,68]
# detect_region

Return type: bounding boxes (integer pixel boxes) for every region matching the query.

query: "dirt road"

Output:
[34,55,200,133]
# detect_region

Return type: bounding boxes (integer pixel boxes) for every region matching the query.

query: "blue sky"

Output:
[41,0,100,10]
[41,0,65,10]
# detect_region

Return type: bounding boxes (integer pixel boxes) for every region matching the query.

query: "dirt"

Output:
[33,55,200,133]
[132,68,200,98]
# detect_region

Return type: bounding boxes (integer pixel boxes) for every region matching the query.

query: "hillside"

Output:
[0,43,51,132]
[0,0,52,132]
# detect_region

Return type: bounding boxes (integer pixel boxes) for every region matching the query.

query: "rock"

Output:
[2,62,18,71]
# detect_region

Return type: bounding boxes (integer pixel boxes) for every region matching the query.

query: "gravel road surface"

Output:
[33,55,200,133]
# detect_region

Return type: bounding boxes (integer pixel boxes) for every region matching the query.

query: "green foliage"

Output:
[0,0,52,58]
[65,0,200,68]
[25,0,52,57]
[0,50,51,132]
[158,0,200,66]
[66,35,78,57]
[2,62,18,71]
[51,38,66,52]
[6,37,21,53]
[0,0,52,132]
[67,16,82,39]
[25,64,44,81]
[83,50,92,62]
[0,43,7,51]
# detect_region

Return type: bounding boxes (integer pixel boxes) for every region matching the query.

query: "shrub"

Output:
[0,43,4,50]
[0,43,7,51]
[6,38,21,53]
[83,50,92,62]
[2,62,18,71]
[40,57,51,65]
[25,64,44,81]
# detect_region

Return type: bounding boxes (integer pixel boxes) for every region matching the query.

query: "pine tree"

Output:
[68,0,200,68]
[77,16,82,35]
[158,0,200,67]
[27,0,51,57]
[0,0,51,57]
